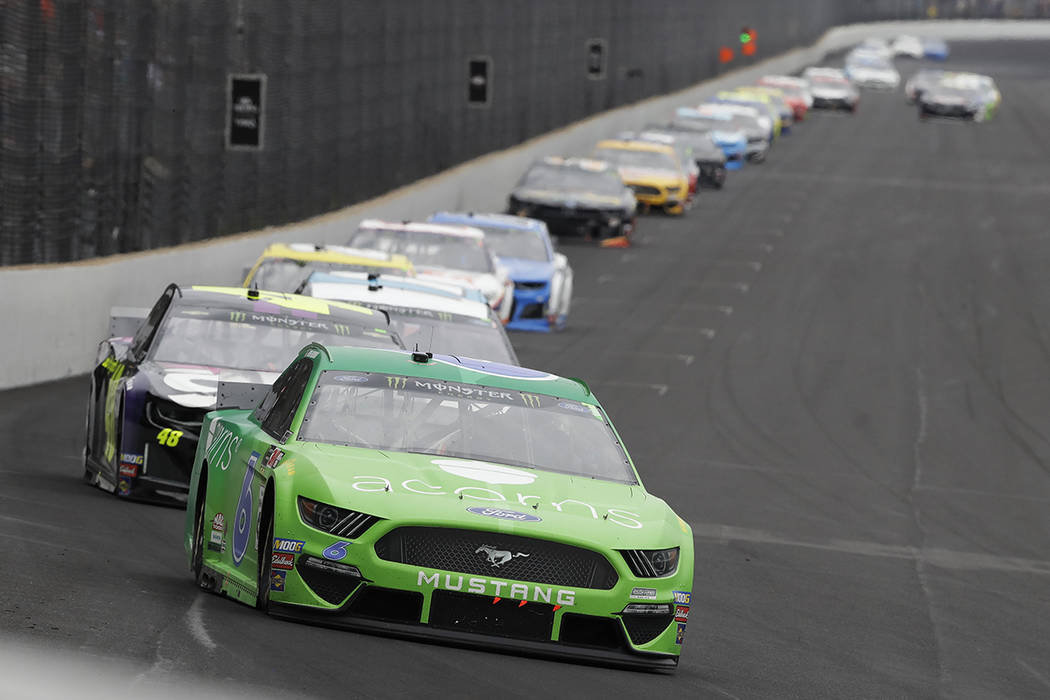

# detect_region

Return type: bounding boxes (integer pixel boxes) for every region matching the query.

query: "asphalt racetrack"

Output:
[3,40,1049,699]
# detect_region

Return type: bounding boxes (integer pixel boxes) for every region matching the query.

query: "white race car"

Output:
[305,270,518,365]
[347,220,515,323]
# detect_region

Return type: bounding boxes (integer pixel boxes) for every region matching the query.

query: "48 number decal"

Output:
[156,428,183,447]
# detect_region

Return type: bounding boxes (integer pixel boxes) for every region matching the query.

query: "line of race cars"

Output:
[78,36,995,671]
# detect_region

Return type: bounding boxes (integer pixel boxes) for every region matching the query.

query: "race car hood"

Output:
[286,446,684,547]
[512,187,627,210]
[498,257,555,284]
[138,361,281,409]
[710,130,747,149]
[414,268,507,305]
[616,167,683,187]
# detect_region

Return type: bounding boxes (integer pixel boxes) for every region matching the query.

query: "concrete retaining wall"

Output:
[2,20,1048,389]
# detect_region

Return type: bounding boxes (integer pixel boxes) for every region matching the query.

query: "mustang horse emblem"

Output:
[475,545,529,568]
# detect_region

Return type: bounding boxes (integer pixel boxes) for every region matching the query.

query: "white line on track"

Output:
[690,521,1050,576]
[661,325,717,338]
[1018,659,1050,690]
[632,351,695,366]
[185,595,217,651]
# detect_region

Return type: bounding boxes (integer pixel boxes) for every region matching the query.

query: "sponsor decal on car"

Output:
[118,463,138,478]
[270,570,287,592]
[205,422,242,471]
[264,446,284,469]
[417,570,576,607]
[630,587,658,601]
[466,506,542,523]
[350,471,643,529]
[211,513,226,534]
[271,552,295,570]
[207,541,222,552]
[673,590,691,605]
[273,538,305,553]
[675,605,689,622]
[210,531,223,546]
[119,452,144,465]
[117,479,130,496]
[676,622,687,645]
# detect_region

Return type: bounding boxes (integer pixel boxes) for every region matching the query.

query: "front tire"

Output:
[257,506,275,610]
[191,472,208,586]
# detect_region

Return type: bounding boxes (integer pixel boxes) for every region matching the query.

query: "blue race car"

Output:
[428,212,573,332]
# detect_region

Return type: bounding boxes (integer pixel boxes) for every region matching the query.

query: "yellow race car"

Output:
[593,140,690,215]
[243,243,414,292]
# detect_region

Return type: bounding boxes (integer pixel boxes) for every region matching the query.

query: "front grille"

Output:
[375,527,618,589]
[346,586,423,623]
[559,613,625,649]
[295,557,361,605]
[622,612,675,646]
[628,184,661,197]
[514,280,548,290]
[528,203,601,222]
[519,302,544,319]
[428,590,554,641]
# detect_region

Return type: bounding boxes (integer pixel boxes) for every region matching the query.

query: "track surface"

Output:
[3,41,1049,699]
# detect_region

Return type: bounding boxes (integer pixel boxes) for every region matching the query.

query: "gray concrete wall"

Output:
[3,20,1048,389]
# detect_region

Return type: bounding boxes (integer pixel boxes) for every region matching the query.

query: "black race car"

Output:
[82,284,401,505]
[507,157,637,245]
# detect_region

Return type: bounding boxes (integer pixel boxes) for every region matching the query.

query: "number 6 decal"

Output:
[232,452,259,567]
[322,541,351,561]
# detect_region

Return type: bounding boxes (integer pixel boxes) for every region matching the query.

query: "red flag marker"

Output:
[518,600,527,608]
[492,597,501,604]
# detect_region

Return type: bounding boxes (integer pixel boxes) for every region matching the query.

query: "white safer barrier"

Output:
[2,20,1048,389]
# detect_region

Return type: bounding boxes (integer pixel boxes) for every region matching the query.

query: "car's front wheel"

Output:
[190,473,208,586]
[257,506,275,611]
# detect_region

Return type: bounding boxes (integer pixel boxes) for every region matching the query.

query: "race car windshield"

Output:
[250,259,400,292]
[347,229,493,273]
[149,310,394,371]
[519,164,625,196]
[388,312,517,366]
[593,147,680,173]
[473,226,549,262]
[299,372,636,484]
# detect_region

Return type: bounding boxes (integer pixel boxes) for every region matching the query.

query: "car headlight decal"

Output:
[621,547,680,578]
[298,496,382,539]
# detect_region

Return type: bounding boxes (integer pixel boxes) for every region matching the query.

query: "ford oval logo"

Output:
[466,506,542,523]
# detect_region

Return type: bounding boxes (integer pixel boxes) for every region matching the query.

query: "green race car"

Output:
[184,344,694,670]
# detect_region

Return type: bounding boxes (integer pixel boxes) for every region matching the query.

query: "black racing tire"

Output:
[257,504,275,611]
[190,471,208,586]
[82,380,97,485]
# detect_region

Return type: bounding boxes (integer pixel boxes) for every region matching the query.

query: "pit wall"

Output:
[3,20,1048,389]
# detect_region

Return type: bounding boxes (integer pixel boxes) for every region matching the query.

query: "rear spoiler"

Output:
[109,306,149,339]
[216,381,270,410]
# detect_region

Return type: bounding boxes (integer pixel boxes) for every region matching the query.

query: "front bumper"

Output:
[919,102,976,119]
[516,204,626,241]
[627,183,685,212]
[271,595,679,672]
[506,280,561,332]
[716,144,746,171]
[263,520,691,670]
[812,96,856,111]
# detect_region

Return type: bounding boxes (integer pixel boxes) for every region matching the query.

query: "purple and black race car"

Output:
[82,284,401,505]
